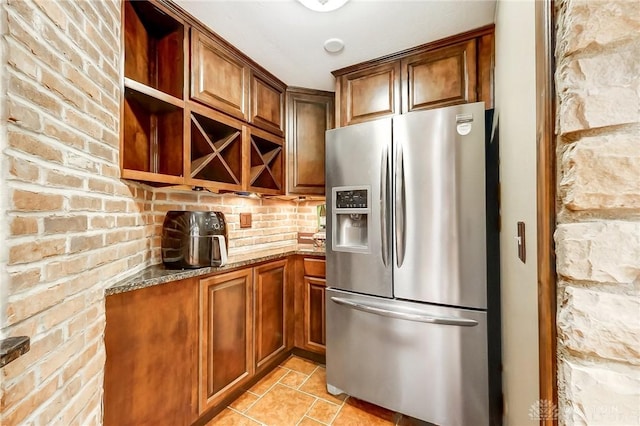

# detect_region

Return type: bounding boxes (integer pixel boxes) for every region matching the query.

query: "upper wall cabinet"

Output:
[190,29,286,137]
[336,61,400,127]
[187,101,245,192]
[121,0,186,185]
[120,1,286,194]
[190,29,250,121]
[333,25,494,128]
[250,71,286,136]
[286,88,335,195]
[401,39,477,113]
[124,1,184,99]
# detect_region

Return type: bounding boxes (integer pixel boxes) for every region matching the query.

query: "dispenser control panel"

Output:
[336,189,368,209]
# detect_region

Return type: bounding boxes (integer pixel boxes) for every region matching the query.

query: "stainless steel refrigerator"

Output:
[325,102,498,426]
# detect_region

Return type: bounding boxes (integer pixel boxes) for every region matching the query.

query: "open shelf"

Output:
[124,0,184,99]
[122,86,184,178]
[249,130,283,194]
[190,112,242,187]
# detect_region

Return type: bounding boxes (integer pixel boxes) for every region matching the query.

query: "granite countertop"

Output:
[1,336,30,368]
[107,246,325,296]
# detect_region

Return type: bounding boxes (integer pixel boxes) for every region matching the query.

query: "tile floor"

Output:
[207,355,427,426]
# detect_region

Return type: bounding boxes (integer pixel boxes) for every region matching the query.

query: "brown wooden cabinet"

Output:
[186,101,245,192]
[304,276,326,352]
[104,257,310,424]
[104,278,198,426]
[190,28,249,121]
[120,1,287,193]
[336,61,400,127]
[250,71,286,136]
[248,126,285,195]
[401,39,477,113]
[253,259,288,372]
[294,257,327,355]
[286,88,335,195]
[198,268,254,415]
[333,25,494,127]
[120,0,186,185]
[123,1,184,99]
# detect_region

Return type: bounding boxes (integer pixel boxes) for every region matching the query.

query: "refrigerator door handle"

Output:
[380,144,389,267]
[330,297,479,327]
[395,141,406,267]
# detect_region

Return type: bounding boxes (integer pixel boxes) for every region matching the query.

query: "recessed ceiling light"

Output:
[298,0,349,13]
[324,38,345,54]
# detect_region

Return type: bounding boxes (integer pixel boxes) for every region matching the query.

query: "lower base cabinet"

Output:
[254,259,289,372]
[198,268,253,414]
[104,278,199,426]
[304,276,326,352]
[198,259,291,415]
[104,256,318,425]
[295,256,327,355]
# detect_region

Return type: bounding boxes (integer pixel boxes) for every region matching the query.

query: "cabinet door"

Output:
[401,39,477,113]
[337,61,400,127]
[250,71,285,136]
[304,276,326,353]
[190,29,249,121]
[286,89,334,195]
[254,259,288,371]
[477,33,494,109]
[105,278,198,426]
[199,269,253,414]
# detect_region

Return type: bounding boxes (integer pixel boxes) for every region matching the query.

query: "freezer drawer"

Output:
[326,289,489,426]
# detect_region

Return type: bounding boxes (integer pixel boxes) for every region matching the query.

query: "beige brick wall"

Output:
[0,1,325,425]
[0,0,155,424]
[555,1,640,424]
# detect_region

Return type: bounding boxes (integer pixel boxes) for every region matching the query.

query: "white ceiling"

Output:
[176,0,496,92]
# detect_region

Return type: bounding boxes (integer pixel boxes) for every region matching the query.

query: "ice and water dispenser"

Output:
[331,186,370,253]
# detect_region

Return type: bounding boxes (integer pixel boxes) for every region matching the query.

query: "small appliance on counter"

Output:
[161,211,228,269]
[312,231,326,248]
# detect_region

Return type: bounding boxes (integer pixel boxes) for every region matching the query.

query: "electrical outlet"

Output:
[240,213,252,229]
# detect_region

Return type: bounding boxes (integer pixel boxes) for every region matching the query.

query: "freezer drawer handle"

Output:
[330,297,478,327]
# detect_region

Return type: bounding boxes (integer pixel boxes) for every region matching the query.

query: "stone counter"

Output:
[106,247,325,296]
[0,336,30,368]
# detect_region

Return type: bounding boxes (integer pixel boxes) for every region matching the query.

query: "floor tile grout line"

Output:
[216,357,352,426]
[249,367,290,398]
[245,368,320,426]
[303,398,334,426]
[230,392,260,414]
[327,395,350,425]
[295,396,320,426]
[226,406,267,426]
[291,386,346,407]
[232,369,291,423]
[279,369,311,390]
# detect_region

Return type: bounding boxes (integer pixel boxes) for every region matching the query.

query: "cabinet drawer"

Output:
[303,258,326,278]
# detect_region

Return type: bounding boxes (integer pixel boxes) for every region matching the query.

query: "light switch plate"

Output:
[240,213,252,229]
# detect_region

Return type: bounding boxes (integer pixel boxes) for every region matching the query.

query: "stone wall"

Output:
[0,0,324,424]
[555,1,640,424]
